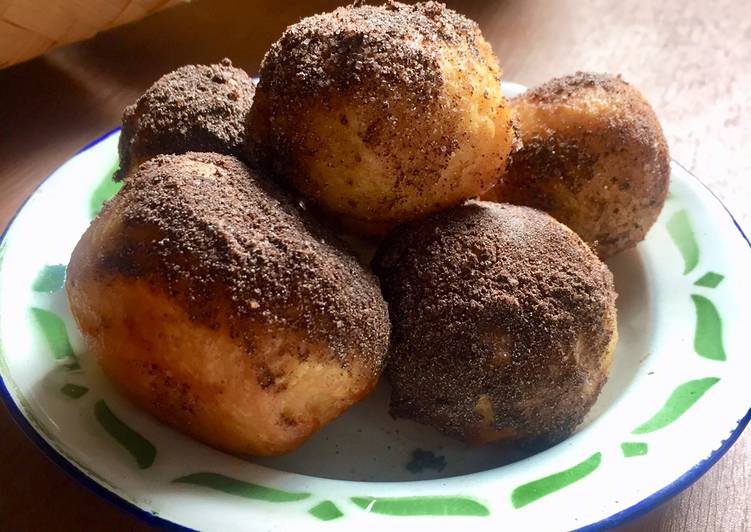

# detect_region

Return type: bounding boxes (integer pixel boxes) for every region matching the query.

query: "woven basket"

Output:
[0,0,184,68]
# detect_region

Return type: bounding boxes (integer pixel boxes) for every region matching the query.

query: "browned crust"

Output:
[75,152,390,370]
[373,201,617,446]
[116,59,255,180]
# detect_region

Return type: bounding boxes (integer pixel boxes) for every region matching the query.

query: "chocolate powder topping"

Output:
[98,152,389,368]
[116,59,255,180]
[373,201,617,445]
[523,71,627,104]
[256,1,481,101]
[246,1,503,223]
[498,71,670,258]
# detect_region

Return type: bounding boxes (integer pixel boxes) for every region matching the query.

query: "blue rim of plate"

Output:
[0,129,748,531]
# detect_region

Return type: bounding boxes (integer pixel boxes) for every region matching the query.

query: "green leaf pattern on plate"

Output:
[89,161,122,219]
[351,496,489,516]
[510,452,602,509]
[694,271,724,288]
[94,400,156,469]
[32,264,66,293]
[620,442,648,457]
[632,378,720,435]
[691,294,726,361]
[174,472,310,502]
[309,500,344,521]
[29,307,74,359]
[666,210,699,274]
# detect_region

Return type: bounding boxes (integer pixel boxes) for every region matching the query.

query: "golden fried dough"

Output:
[247,1,516,234]
[67,153,390,455]
[483,72,670,258]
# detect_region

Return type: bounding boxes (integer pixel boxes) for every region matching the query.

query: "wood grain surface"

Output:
[1,0,749,530]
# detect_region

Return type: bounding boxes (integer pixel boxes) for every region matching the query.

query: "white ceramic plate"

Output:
[1,83,750,531]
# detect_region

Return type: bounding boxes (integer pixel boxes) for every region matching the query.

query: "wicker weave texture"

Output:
[0,0,183,68]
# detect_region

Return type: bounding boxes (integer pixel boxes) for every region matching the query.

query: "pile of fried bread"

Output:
[66,1,669,456]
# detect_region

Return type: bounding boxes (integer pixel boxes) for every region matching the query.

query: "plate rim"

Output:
[0,129,749,531]
[0,127,190,531]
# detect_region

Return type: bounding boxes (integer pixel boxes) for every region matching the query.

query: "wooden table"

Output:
[1,0,749,529]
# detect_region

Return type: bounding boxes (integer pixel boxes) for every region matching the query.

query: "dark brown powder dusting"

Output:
[523,71,627,104]
[506,138,598,199]
[116,59,255,180]
[373,202,617,445]
[246,1,500,222]
[99,152,389,368]
[497,71,671,258]
[256,1,480,101]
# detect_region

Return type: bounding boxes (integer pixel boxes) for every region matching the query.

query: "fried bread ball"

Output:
[247,1,516,234]
[67,153,390,456]
[373,202,617,447]
[483,72,669,259]
[115,59,255,180]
